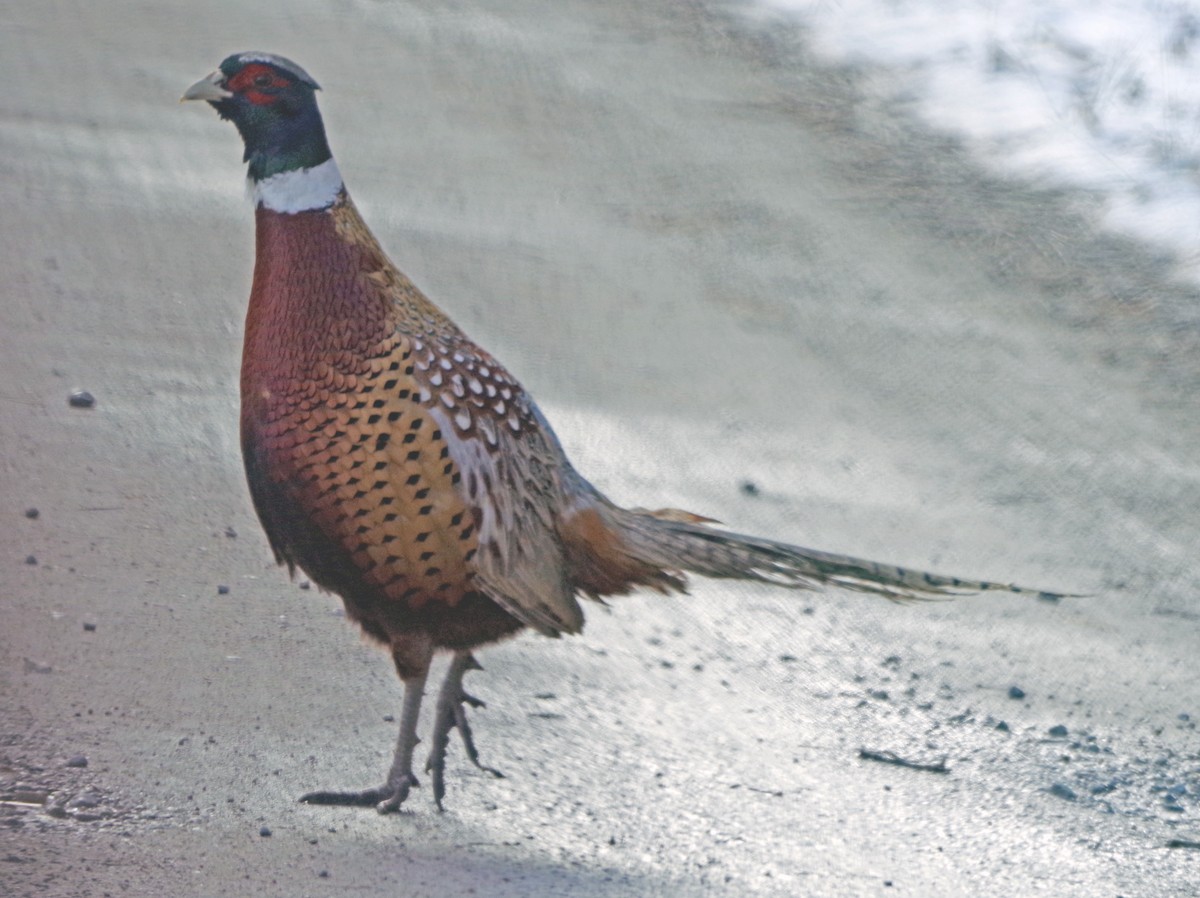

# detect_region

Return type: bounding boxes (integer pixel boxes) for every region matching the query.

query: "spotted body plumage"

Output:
[185,52,1071,814]
[241,198,578,656]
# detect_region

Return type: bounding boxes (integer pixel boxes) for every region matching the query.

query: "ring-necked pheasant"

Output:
[183,52,1067,813]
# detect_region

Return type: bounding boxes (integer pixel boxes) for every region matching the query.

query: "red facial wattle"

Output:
[226,63,292,105]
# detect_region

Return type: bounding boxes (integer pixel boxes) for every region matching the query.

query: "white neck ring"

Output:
[250,158,343,213]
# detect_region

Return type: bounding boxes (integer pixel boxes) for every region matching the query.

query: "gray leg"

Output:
[425,651,503,810]
[300,664,431,814]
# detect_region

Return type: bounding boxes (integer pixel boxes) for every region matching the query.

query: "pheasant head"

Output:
[182,52,342,212]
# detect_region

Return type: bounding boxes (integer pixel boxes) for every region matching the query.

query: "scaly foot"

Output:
[426,652,504,810]
[299,660,431,814]
[299,771,419,814]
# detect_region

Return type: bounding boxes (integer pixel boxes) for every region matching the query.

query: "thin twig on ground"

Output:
[858,748,950,774]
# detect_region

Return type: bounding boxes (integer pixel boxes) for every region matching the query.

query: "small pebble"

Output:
[66,755,88,768]
[24,508,39,520]
[739,480,760,497]
[83,622,96,632]
[995,720,1010,732]
[217,585,230,595]
[1047,783,1077,801]
[67,791,101,810]
[1048,724,1069,738]
[259,825,272,837]
[318,870,330,879]
[382,714,395,722]
[68,390,96,409]
[25,555,37,566]
[299,580,311,590]
[224,526,237,539]
[1008,685,1026,700]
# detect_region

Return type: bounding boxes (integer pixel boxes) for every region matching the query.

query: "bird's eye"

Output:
[253,74,273,88]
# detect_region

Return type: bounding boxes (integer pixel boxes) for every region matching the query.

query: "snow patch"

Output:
[758,0,1200,280]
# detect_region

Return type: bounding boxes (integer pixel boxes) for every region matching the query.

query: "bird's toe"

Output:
[299,779,415,810]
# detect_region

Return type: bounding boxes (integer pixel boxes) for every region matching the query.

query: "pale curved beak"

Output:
[180,70,232,103]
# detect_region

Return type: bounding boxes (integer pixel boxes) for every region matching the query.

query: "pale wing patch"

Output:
[428,396,582,637]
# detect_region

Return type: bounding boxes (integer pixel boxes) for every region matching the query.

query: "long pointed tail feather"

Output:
[613,508,1072,603]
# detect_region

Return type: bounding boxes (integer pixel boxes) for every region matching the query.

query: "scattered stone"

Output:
[23,658,51,674]
[66,791,101,809]
[24,555,37,566]
[1008,685,1026,700]
[217,585,230,595]
[68,390,96,409]
[1048,724,1069,738]
[739,480,759,497]
[83,622,96,632]
[318,870,330,878]
[868,689,889,701]
[299,580,311,590]
[224,526,237,538]
[995,720,1010,732]
[1047,783,1077,801]
[382,714,394,723]
[65,755,88,768]
[259,825,272,837]
[24,508,39,520]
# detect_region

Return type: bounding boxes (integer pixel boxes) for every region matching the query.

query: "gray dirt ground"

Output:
[3,0,1199,895]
